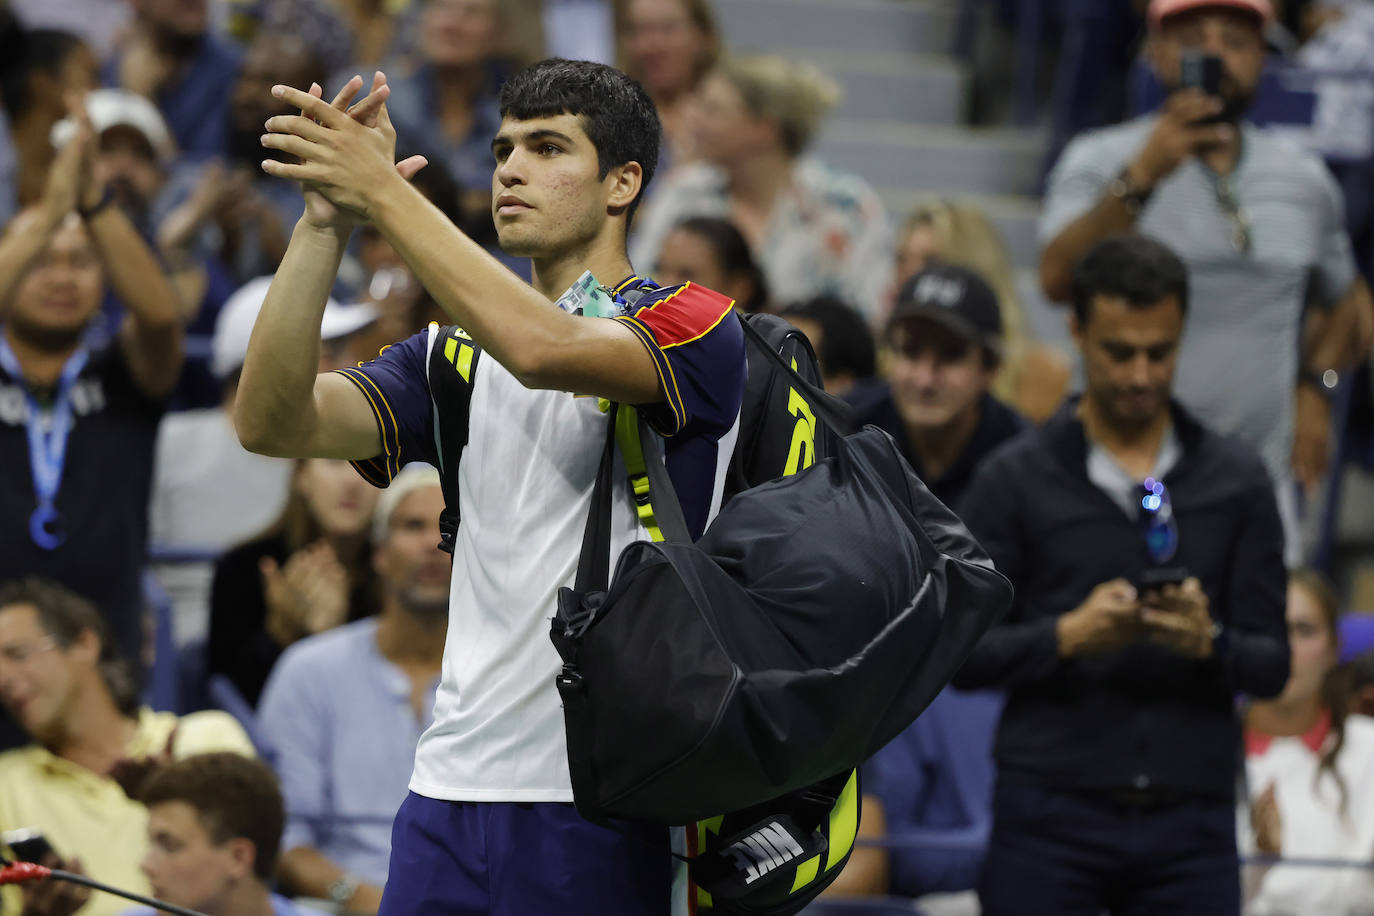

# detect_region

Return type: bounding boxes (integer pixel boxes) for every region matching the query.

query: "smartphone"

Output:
[1137,566,1189,597]
[2,827,55,863]
[1180,50,1225,124]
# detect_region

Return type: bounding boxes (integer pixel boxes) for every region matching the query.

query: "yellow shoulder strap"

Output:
[614,406,667,544]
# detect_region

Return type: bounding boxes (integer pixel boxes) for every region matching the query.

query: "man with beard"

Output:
[256,466,449,916]
[105,0,241,158]
[1038,0,1374,566]
[953,235,1289,916]
[0,99,182,686]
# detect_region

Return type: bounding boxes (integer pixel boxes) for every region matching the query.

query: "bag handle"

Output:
[736,314,858,437]
[573,408,619,594]
[633,411,692,545]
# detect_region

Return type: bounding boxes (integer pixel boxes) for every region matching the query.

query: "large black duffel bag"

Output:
[549,317,1013,829]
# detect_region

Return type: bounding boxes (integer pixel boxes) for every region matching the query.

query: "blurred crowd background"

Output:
[2,1,1374,915]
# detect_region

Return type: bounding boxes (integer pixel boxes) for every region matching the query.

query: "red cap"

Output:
[1147,0,1274,27]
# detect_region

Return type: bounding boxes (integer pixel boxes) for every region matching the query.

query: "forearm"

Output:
[86,206,181,331]
[0,206,64,303]
[951,615,1061,689]
[1305,279,1373,371]
[1040,193,1138,302]
[236,220,346,454]
[367,177,582,382]
[278,846,383,907]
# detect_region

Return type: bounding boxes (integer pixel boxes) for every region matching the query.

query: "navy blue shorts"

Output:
[376,792,674,916]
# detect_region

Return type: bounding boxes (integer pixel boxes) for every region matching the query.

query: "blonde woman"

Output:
[630,53,895,322]
[897,200,1070,422]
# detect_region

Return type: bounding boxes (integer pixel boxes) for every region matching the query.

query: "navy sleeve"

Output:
[331,328,437,486]
[614,282,745,438]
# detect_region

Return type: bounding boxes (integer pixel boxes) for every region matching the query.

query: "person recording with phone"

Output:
[1038,0,1374,567]
[953,235,1290,916]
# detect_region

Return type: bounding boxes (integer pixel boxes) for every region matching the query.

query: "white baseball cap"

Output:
[50,89,177,161]
[212,276,379,378]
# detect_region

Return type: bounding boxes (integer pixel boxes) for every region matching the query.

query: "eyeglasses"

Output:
[1139,477,1179,565]
[1211,175,1251,255]
[0,637,57,668]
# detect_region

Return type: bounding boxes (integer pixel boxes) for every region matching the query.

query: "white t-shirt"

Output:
[1243,713,1374,915]
[334,277,745,800]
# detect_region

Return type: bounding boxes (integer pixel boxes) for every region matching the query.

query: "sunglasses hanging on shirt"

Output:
[1210,174,1251,255]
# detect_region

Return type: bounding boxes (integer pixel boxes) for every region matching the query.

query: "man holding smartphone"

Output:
[1038,0,1374,566]
[954,235,1289,916]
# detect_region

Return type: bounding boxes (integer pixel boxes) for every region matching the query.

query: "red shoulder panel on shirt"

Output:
[629,282,735,349]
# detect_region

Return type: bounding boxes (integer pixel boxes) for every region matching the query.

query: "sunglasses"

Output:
[1139,477,1179,565]
[1211,175,1251,254]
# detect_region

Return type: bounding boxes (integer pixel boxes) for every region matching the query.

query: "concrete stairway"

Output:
[714,0,1050,286]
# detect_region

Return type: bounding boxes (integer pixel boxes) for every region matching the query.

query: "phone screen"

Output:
[1180,51,1224,101]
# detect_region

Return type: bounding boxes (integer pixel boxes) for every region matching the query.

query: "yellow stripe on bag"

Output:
[825,770,860,872]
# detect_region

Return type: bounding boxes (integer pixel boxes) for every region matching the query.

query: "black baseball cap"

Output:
[889,263,1003,355]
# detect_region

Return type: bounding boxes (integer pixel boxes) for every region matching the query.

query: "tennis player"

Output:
[236,59,745,915]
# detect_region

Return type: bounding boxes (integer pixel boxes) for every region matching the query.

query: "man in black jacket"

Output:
[954,234,1288,916]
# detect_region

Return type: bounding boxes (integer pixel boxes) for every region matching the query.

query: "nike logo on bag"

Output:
[724,821,805,884]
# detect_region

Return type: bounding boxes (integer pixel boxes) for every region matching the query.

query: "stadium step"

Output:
[716,0,960,56]
[813,120,1047,198]
[799,50,967,125]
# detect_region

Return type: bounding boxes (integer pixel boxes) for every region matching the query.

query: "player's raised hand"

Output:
[263,71,426,223]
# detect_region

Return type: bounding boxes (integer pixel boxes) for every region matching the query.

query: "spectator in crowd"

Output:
[0,100,182,669]
[618,0,720,171]
[1243,568,1374,916]
[157,34,325,286]
[105,0,243,158]
[653,216,769,314]
[206,457,382,708]
[384,0,510,216]
[897,199,1070,423]
[329,0,423,70]
[859,265,1027,512]
[6,0,132,62]
[344,158,470,358]
[1037,0,1374,563]
[0,579,254,916]
[631,53,895,322]
[778,297,881,407]
[148,277,377,647]
[132,752,309,916]
[954,235,1290,916]
[259,466,448,916]
[826,687,1005,905]
[50,87,234,409]
[0,17,98,220]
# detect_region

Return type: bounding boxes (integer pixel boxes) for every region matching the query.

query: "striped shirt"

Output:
[333,276,745,801]
[1040,116,1357,488]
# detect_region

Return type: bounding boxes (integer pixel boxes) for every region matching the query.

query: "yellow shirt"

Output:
[0,707,255,916]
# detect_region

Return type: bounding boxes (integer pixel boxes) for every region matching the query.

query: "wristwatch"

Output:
[1298,368,1339,401]
[1108,168,1153,216]
[77,187,115,220]
[327,874,360,909]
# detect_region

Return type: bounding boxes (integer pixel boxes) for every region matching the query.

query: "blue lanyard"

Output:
[0,334,89,549]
